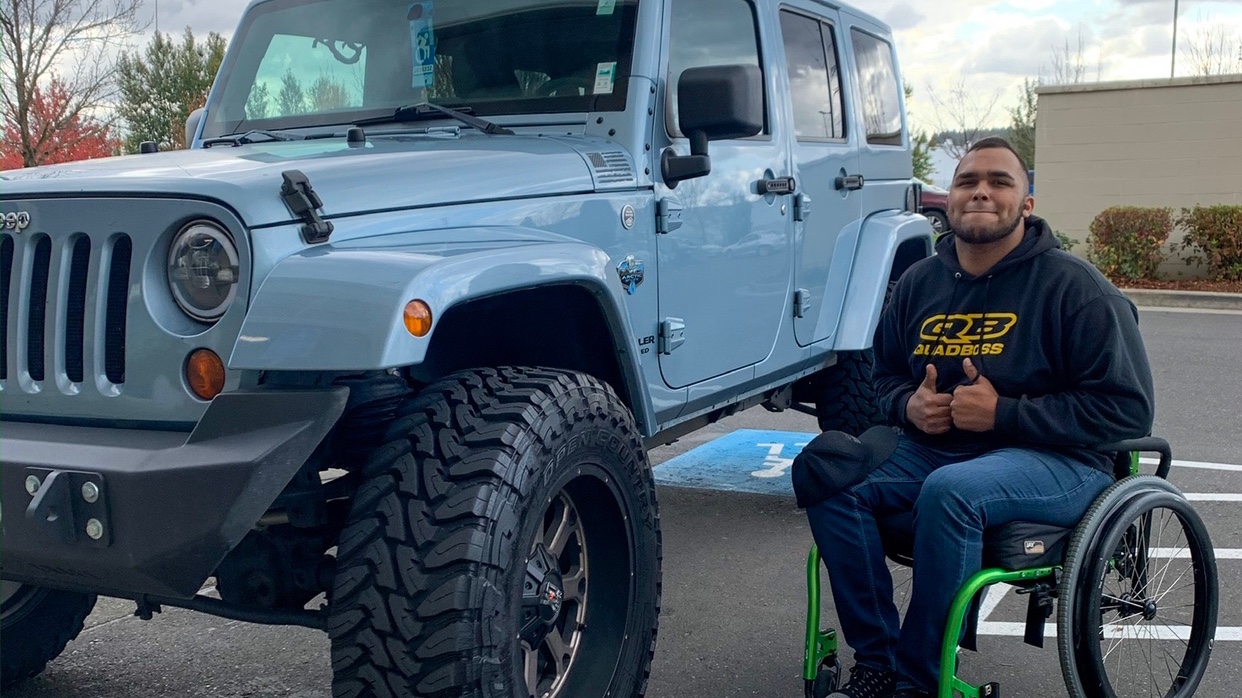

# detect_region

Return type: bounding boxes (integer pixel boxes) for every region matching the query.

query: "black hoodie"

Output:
[873,215,1155,472]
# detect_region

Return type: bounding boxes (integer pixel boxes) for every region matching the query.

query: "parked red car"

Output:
[919,182,950,234]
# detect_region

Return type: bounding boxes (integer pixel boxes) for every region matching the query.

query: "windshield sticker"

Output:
[593,61,617,95]
[596,0,617,15]
[408,2,436,89]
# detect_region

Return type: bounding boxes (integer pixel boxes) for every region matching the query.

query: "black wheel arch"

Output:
[412,284,644,430]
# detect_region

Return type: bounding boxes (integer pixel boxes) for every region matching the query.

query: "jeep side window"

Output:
[666,0,767,138]
[779,10,846,141]
[850,29,902,146]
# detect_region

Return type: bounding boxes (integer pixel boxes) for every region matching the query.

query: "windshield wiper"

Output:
[354,102,514,135]
[202,130,305,148]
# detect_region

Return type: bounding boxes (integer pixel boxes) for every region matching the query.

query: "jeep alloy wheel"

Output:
[328,367,661,698]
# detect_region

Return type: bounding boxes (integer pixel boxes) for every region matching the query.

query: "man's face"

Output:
[947,147,1034,244]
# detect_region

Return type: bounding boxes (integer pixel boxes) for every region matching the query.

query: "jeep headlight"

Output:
[168,221,239,322]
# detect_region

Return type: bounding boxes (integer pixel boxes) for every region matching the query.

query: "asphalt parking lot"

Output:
[7,307,1241,698]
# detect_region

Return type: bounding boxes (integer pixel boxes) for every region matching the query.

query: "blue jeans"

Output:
[805,437,1112,692]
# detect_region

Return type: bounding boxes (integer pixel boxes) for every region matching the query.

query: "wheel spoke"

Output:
[562,568,586,603]
[545,500,573,557]
[545,630,570,677]
[523,641,539,697]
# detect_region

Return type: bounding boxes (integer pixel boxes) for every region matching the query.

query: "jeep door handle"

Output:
[757,176,796,196]
[834,174,864,191]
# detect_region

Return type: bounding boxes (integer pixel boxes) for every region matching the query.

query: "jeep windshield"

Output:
[200,0,640,140]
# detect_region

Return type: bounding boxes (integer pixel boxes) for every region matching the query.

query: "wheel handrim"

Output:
[522,490,589,698]
[1085,500,1215,697]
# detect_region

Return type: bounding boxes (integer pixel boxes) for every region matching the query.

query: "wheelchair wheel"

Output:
[807,656,840,698]
[1058,476,1218,698]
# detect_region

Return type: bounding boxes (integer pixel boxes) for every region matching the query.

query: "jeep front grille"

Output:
[1,232,131,391]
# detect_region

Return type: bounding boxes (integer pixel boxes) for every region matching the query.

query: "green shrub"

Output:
[1086,206,1172,281]
[1176,205,1242,282]
[1053,230,1077,252]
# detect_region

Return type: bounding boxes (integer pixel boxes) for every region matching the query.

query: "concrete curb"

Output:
[1121,288,1242,311]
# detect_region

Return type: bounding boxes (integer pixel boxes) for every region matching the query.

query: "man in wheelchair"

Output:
[803,137,1157,698]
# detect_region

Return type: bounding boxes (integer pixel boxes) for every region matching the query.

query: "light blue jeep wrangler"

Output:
[0,0,931,695]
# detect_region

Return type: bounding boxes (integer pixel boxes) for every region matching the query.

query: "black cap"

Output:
[791,426,899,509]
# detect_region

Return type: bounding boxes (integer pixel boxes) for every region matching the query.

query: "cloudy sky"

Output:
[145,0,1241,134]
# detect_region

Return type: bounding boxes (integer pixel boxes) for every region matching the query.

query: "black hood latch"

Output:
[280,170,334,244]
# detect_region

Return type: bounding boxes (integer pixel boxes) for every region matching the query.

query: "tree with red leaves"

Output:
[1,0,142,168]
[0,78,120,169]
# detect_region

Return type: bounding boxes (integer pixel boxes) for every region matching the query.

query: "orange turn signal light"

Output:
[403,300,433,337]
[186,348,226,400]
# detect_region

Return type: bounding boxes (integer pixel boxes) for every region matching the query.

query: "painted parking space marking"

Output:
[1139,456,1242,472]
[653,429,811,497]
[976,622,1242,641]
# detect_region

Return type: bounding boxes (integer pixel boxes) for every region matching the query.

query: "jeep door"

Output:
[653,0,794,389]
[840,13,911,238]
[775,5,862,347]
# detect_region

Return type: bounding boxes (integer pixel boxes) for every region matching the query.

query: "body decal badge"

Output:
[616,255,645,295]
[620,204,636,229]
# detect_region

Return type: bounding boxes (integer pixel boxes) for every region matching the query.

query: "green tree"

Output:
[117,28,227,152]
[308,75,349,111]
[246,82,271,120]
[276,69,306,116]
[904,82,936,184]
[1008,78,1037,170]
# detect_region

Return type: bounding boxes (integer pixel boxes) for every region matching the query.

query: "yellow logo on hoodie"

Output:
[913,312,1017,356]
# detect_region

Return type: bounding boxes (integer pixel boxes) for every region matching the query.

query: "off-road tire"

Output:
[328,367,662,698]
[0,583,96,688]
[816,350,884,435]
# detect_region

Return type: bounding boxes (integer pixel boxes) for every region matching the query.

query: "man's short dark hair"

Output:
[959,136,1031,193]
[966,136,1029,172]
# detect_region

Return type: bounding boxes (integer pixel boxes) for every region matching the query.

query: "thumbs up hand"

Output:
[906,363,953,434]
[951,358,998,432]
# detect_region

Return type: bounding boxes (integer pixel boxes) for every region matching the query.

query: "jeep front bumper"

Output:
[0,388,347,599]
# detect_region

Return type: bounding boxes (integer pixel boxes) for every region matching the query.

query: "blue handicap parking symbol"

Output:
[653,429,815,497]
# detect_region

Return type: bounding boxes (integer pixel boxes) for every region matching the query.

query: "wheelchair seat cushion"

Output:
[875,513,1072,571]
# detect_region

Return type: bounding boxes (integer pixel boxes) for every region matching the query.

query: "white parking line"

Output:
[1140,457,1242,473]
[1184,493,1242,501]
[977,622,1242,641]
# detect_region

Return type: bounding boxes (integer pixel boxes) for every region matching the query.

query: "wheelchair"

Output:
[802,438,1219,698]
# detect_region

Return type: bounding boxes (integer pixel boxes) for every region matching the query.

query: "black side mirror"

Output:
[662,64,764,187]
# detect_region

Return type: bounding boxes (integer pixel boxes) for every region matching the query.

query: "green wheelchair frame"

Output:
[802,438,1219,698]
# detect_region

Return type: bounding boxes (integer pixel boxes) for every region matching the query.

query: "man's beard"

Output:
[952,210,1025,244]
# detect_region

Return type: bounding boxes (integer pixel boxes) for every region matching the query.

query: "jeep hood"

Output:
[0,134,617,226]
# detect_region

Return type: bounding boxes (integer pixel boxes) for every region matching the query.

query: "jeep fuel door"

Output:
[777,6,862,347]
[654,0,793,389]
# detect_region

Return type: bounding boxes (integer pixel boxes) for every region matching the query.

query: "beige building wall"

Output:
[1035,74,1242,277]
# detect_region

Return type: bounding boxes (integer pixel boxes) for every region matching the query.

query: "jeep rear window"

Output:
[850,29,903,147]
[201,0,639,138]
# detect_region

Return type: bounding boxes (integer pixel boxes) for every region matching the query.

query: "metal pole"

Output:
[1170,0,1180,78]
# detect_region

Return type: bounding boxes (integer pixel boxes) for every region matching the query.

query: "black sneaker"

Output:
[827,664,896,698]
